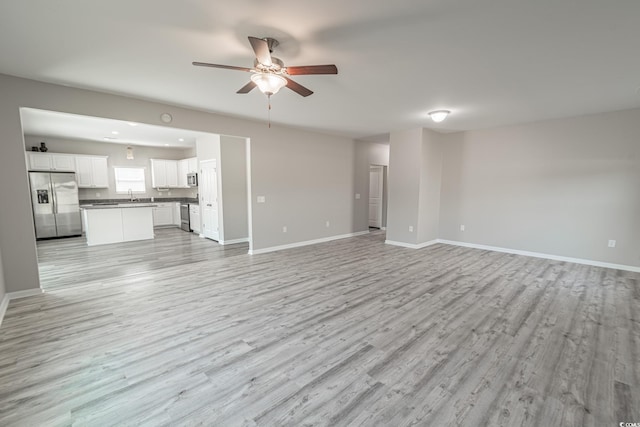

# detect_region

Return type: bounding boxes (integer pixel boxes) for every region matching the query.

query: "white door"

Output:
[369,165,383,228]
[200,160,219,241]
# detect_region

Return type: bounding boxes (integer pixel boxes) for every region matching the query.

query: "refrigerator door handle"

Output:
[51,180,58,214]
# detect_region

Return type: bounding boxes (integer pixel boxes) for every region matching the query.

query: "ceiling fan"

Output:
[193,36,338,98]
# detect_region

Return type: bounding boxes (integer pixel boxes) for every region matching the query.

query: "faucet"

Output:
[128,189,137,202]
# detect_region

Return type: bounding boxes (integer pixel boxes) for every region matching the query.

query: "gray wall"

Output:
[386,128,443,245]
[220,135,248,242]
[251,128,354,247]
[439,109,640,266]
[386,129,422,244]
[417,129,443,243]
[0,73,356,293]
[24,136,196,200]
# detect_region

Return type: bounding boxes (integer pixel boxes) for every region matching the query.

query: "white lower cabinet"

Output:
[173,203,181,226]
[152,203,174,227]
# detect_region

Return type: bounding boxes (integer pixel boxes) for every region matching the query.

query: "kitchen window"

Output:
[114,167,146,193]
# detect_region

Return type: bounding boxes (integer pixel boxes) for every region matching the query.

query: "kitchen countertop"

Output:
[81,203,157,210]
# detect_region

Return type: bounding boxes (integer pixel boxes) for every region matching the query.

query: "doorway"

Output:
[369,165,386,229]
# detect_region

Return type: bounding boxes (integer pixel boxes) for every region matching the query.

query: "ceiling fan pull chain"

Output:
[268,94,272,128]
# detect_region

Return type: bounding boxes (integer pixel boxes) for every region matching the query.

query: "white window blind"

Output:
[114,167,146,193]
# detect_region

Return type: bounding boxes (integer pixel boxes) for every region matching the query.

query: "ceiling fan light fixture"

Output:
[428,110,450,123]
[251,73,287,95]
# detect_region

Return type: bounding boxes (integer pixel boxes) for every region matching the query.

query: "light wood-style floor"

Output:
[0,229,638,426]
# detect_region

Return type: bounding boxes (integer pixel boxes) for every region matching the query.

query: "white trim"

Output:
[249,231,370,255]
[385,239,439,249]
[219,237,249,245]
[381,227,387,231]
[0,294,9,328]
[0,288,43,328]
[436,239,640,273]
[7,288,43,299]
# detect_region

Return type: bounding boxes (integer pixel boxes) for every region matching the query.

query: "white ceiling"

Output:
[3,0,640,139]
[21,108,204,148]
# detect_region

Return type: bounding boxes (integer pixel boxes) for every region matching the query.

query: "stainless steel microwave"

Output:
[187,172,198,187]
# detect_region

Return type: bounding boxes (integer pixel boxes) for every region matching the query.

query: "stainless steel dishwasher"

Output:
[180,204,190,231]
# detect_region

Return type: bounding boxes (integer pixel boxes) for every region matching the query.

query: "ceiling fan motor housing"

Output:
[254,57,285,73]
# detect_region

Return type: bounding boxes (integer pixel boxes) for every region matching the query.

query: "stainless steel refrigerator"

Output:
[29,171,82,239]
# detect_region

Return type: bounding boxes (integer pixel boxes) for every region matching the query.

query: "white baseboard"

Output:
[385,239,439,249]
[249,230,370,255]
[219,238,249,245]
[437,239,640,273]
[384,237,639,272]
[7,288,43,299]
[0,288,43,328]
[0,295,9,328]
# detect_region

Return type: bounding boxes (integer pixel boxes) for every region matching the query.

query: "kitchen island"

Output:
[81,203,156,246]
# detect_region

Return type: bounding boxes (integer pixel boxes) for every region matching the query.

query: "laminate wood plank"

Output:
[0,228,638,426]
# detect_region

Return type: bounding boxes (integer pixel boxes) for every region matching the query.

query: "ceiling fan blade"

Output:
[286,65,338,75]
[236,81,257,94]
[248,36,272,66]
[192,62,252,72]
[284,77,313,97]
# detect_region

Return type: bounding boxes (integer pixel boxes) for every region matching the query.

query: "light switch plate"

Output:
[257,196,266,203]
[355,193,361,199]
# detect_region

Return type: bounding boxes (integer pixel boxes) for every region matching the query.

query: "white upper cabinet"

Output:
[27,152,76,172]
[178,159,189,188]
[51,154,76,171]
[75,156,109,188]
[90,157,109,187]
[165,160,178,187]
[150,159,167,187]
[150,159,180,188]
[187,157,198,173]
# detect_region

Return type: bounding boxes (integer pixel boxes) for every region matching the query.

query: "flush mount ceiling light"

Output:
[126,146,134,160]
[250,73,287,95]
[428,110,450,123]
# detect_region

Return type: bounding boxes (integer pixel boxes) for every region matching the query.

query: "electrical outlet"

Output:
[282,226,287,233]
[355,193,361,199]
[409,226,414,232]
[608,240,616,248]
[168,191,172,196]
[460,225,465,231]
[325,221,330,227]
[257,196,266,203]
[96,192,101,197]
